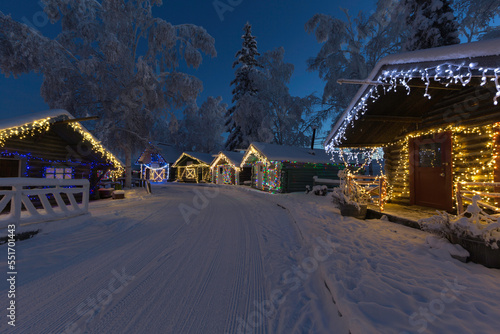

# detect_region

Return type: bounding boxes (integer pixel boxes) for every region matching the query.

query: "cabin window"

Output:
[419,143,442,167]
[0,159,20,177]
[45,167,73,179]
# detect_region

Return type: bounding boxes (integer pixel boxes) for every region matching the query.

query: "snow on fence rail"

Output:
[347,174,387,211]
[0,178,89,227]
[456,182,500,215]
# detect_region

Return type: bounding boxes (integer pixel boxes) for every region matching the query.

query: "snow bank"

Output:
[271,191,500,334]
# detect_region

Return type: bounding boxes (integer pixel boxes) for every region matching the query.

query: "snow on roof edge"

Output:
[324,38,500,146]
[0,109,73,131]
[0,109,124,168]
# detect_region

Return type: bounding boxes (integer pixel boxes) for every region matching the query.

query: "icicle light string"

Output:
[327,62,500,149]
[326,147,384,176]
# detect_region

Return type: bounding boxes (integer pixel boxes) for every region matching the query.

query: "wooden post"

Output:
[11,185,21,224]
[456,182,463,215]
[379,177,384,212]
[82,182,89,212]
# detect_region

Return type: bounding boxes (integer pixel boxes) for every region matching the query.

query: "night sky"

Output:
[0,0,374,124]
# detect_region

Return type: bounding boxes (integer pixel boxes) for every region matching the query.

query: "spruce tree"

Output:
[404,0,460,51]
[225,22,261,151]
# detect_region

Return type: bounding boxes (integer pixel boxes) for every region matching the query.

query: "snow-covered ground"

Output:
[1,183,499,334]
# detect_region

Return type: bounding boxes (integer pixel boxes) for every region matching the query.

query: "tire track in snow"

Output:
[6,195,186,334]
[3,184,315,334]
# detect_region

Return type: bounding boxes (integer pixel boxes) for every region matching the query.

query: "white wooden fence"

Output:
[0,178,89,227]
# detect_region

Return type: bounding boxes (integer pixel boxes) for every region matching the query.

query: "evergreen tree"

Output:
[225,22,262,150]
[404,0,460,51]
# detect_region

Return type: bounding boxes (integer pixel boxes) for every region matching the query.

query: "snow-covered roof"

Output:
[157,143,183,163]
[221,151,245,166]
[0,109,72,130]
[243,142,338,165]
[172,152,215,166]
[135,142,183,165]
[325,38,500,146]
[378,38,500,67]
[0,109,124,168]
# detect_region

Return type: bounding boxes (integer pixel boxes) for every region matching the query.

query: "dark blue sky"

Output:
[0,0,374,122]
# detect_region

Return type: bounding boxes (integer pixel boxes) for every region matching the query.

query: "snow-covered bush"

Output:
[418,195,500,249]
[331,169,370,209]
[306,185,328,196]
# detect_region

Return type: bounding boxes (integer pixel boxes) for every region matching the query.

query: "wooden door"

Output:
[256,163,264,189]
[410,132,453,211]
[218,166,224,184]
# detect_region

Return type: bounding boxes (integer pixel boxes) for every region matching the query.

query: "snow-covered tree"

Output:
[225,22,263,150]
[453,0,500,42]
[305,2,406,120]
[0,0,216,187]
[255,47,322,147]
[403,0,460,51]
[171,96,226,153]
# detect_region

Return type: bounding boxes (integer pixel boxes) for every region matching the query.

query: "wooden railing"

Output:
[456,182,500,215]
[347,175,387,211]
[0,178,89,227]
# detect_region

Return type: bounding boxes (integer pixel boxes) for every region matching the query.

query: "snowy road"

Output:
[0,184,346,334]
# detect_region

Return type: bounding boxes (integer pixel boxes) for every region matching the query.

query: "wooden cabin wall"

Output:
[414,85,500,132]
[453,131,494,184]
[3,128,75,162]
[1,128,113,191]
[384,142,410,205]
[281,163,341,193]
[384,126,497,207]
[168,167,177,181]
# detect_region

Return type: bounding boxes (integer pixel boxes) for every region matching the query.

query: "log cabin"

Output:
[324,39,500,213]
[240,142,342,193]
[172,152,215,183]
[0,110,124,194]
[136,142,182,182]
[210,151,246,185]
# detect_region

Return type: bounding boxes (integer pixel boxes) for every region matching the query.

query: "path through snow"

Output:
[0,184,346,334]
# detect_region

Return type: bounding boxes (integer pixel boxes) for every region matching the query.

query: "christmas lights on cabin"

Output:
[384,123,500,209]
[1,150,117,181]
[0,116,124,176]
[327,62,500,149]
[327,147,384,175]
[68,122,124,172]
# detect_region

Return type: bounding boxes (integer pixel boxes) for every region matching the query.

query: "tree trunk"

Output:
[125,147,132,188]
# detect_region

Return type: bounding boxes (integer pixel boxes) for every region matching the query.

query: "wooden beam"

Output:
[54,116,99,124]
[335,143,388,148]
[337,78,461,91]
[362,115,423,123]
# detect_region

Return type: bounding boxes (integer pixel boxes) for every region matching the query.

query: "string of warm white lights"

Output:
[386,123,500,208]
[0,117,124,178]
